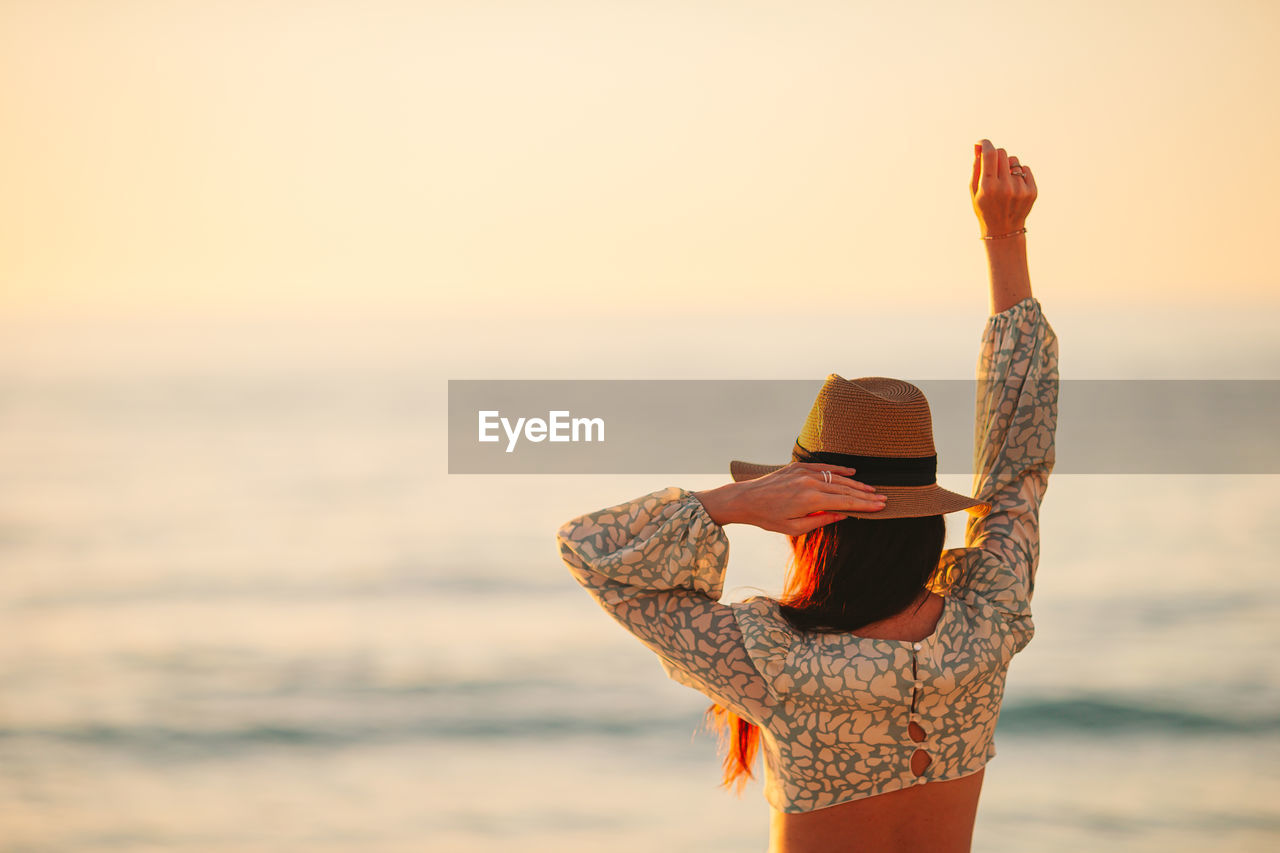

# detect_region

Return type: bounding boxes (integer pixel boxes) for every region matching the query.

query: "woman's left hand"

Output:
[693,462,887,535]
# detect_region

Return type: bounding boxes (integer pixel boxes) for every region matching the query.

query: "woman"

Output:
[556,139,1057,853]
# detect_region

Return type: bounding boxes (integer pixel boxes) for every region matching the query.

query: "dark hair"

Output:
[708,513,947,792]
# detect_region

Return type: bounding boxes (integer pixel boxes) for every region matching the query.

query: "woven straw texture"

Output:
[729,374,988,519]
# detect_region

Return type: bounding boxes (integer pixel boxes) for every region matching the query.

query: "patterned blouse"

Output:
[556,296,1059,813]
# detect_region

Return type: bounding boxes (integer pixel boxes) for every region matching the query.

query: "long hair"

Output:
[707,513,947,793]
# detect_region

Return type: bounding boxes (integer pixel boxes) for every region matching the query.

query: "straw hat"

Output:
[729,375,990,520]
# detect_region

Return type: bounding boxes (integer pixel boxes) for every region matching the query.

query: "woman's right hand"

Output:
[693,463,887,535]
[970,138,1038,238]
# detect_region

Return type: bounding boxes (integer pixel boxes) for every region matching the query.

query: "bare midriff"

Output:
[768,769,985,853]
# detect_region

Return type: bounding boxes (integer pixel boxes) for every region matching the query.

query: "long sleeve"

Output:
[956,296,1059,643]
[556,487,777,725]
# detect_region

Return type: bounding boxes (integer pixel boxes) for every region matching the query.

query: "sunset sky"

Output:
[1,10,1277,845]
[2,0,1277,328]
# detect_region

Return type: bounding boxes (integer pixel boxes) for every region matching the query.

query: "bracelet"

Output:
[980,227,1027,240]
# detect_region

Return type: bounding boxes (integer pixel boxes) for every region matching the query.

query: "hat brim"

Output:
[729,460,990,520]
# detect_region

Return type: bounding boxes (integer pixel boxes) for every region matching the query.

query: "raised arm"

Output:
[950,140,1058,646]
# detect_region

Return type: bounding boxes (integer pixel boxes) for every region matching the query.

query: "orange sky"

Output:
[2,0,1278,322]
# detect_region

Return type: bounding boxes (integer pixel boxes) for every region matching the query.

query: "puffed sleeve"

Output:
[556,486,777,726]
[955,296,1059,649]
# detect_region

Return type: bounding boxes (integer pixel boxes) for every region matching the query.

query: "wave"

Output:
[2,696,1276,755]
[8,573,567,608]
[0,714,698,752]
[998,696,1280,736]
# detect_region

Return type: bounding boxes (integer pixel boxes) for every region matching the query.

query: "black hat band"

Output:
[792,441,937,487]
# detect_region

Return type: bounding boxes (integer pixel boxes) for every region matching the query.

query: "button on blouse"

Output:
[557,296,1058,813]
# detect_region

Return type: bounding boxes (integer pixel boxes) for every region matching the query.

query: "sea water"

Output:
[1,306,1277,852]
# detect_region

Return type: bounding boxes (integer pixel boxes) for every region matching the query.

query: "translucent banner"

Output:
[448,380,1280,475]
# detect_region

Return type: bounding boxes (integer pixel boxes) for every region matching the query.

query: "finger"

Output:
[809,468,876,492]
[1009,156,1027,183]
[794,463,881,495]
[970,142,982,196]
[789,512,844,535]
[814,491,888,513]
[794,462,860,487]
[979,139,997,184]
[1022,164,1037,196]
[996,147,1009,179]
[818,476,878,494]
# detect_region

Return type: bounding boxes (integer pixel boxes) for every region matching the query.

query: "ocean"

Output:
[1,306,1278,852]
